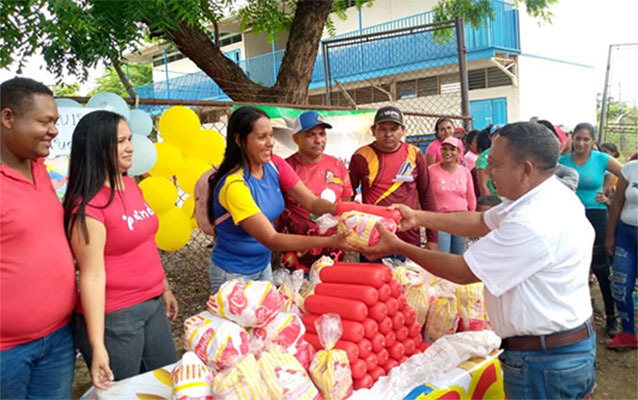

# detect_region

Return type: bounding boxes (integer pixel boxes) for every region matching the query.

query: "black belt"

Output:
[501,322,591,351]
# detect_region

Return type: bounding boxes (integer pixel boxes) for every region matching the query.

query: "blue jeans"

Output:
[610,221,638,334]
[209,260,273,294]
[0,324,75,399]
[438,231,466,254]
[499,320,596,399]
[73,295,177,381]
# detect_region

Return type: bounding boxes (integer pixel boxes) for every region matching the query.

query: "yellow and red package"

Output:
[293,339,316,371]
[337,210,397,247]
[212,353,269,400]
[207,280,284,328]
[405,283,432,325]
[308,314,353,400]
[308,255,335,291]
[456,282,489,332]
[183,311,250,370]
[251,312,305,354]
[171,351,214,400]
[392,266,426,289]
[423,296,459,343]
[258,347,321,400]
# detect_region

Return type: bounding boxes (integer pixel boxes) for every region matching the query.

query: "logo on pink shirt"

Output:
[121,205,155,231]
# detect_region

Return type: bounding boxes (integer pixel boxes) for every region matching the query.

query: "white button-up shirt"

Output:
[464,176,594,338]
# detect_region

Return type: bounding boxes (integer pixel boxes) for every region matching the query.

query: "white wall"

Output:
[326,0,436,37]
[152,58,202,82]
[517,55,596,129]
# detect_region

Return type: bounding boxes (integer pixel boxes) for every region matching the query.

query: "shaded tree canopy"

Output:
[2,0,556,103]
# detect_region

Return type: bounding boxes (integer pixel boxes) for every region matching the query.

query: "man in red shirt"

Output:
[349,106,438,258]
[0,78,77,399]
[279,111,353,272]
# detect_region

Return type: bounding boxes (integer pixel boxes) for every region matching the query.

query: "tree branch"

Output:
[112,58,137,99]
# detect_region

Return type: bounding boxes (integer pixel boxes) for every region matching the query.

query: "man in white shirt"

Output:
[359,122,596,399]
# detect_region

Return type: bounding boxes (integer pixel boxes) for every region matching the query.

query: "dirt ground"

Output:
[71,259,638,399]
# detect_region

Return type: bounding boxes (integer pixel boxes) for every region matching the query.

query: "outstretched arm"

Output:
[392,204,491,238]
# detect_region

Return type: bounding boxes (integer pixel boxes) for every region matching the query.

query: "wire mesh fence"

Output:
[318,18,471,134]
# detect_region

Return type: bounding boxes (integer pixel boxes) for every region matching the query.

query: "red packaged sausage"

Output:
[378,284,391,302]
[385,331,396,347]
[353,374,374,390]
[369,366,385,382]
[385,298,398,317]
[368,302,388,322]
[378,317,393,335]
[389,342,405,361]
[362,318,379,339]
[320,266,388,288]
[303,314,365,343]
[370,333,386,353]
[315,283,379,306]
[395,326,409,342]
[382,359,399,373]
[364,353,378,371]
[377,348,389,365]
[391,312,405,329]
[304,295,368,322]
[358,338,372,359]
[351,359,368,380]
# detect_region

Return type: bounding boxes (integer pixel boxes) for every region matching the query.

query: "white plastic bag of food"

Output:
[212,353,269,400]
[171,351,214,400]
[183,311,250,370]
[258,347,320,400]
[337,210,397,247]
[251,312,305,354]
[207,280,284,328]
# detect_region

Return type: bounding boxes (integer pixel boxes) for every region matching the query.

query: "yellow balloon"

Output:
[176,157,210,195]
[181,195,195,218]
[187,129,226,166]
[173,127,198,157]
[155,207,192,252]
[158,106,200,146]
[139,176,178,214]
[148,142,183,178]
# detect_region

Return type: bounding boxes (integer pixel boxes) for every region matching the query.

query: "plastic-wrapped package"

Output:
[276,269,306,315]
[308,255,335,289]
[423,297,459,343]
[294,339,315,371]
[405,284,431,326]
[207,280,284,328]
[251,312,305,353]
[392,266,426,289]
[456,282,489,332]
[337,211,398,247]
[309,314,353,400]
[212,353,269,400]
[258,347,321,400]
[171,352,214,400]
[183,311,250,370]
[349,330,502,400]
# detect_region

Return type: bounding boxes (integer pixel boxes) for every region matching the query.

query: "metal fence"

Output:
[319,18,471,133]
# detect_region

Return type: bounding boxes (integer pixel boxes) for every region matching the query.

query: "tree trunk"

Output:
[163,0,334,104]
[271,0,334,103]
[112,58,138,99]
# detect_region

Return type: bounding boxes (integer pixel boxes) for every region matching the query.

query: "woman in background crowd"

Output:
[474,125,497,197]
[426,118,465,166]
[559,122,623,337]
[427,137,476,254]
[606,160,638,349]
[64,111,178,389]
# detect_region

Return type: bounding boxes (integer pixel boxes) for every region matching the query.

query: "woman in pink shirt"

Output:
[425,118,465,166]
[63,111,177,389]
[427,137,476,254]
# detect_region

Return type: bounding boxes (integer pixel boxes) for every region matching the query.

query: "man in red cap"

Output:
[278,111,353,272]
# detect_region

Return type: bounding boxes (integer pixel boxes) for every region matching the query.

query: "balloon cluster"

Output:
[140,106,225,252]
[56,94,225,252]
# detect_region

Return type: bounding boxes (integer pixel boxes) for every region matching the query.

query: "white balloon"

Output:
[128,135,157,176]
[128,109,153,136]
[55,98,83,108]
[86,92,130,120]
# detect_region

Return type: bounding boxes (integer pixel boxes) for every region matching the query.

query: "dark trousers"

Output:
[73,295,177,381]
[585,209,615,317]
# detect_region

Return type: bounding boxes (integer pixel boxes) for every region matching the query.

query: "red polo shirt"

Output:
[0,159,77,350]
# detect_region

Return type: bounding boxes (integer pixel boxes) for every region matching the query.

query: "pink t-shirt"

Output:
[428,163,476,212]
[1,160,77,350]
[80,176,165,313]
[425,139,466,165]
[464,151,479,171]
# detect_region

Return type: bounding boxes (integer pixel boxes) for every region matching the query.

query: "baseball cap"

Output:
[441,136,461,148]
[297,111,332,133]
[374,106,404,126]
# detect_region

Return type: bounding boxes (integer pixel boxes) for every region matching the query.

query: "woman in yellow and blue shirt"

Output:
[206,106,352,292]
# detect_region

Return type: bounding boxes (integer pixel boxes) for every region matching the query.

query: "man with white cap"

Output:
[279,111,353,273]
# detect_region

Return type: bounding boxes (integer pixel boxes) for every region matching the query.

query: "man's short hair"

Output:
[1,77,54,116]
[497,121,560,171]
